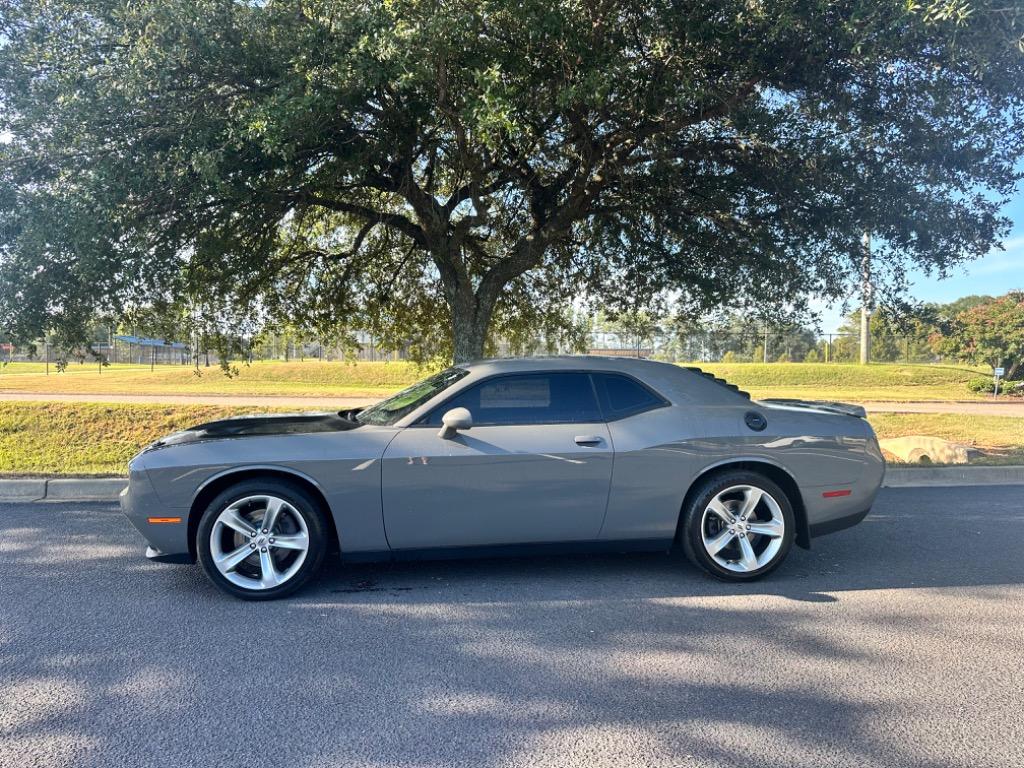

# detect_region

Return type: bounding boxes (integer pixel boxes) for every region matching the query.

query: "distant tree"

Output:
[834,306,911,363]
[2,1,1024,362]
[768,324,818,363]
[933,295,997,320]
[934,292,1024,379]
[663,309,817,363]
[593,310,663,356]
[921,294,995,358]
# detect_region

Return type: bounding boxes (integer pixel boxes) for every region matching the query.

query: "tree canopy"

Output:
[2,0,1023,362]
[930,291,1024,379]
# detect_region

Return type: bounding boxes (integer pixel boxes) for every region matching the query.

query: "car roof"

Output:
[394,356,749,426]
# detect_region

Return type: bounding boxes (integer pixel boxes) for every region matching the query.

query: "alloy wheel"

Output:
[209,495,310,591]
[700,484,785,573]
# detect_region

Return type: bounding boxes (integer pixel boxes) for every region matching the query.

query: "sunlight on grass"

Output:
[0,402,291,476]
[701,362,989,402]
[0,360,430,397]
[0,360,994,401]
[0,400,1020,476]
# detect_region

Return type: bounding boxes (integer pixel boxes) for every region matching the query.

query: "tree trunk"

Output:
[434,235,543,364]
[450,293,494,364]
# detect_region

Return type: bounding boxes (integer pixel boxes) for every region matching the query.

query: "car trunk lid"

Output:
[756,398,867,418]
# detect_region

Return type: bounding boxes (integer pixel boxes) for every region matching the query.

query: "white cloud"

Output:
[971,237,1024,275]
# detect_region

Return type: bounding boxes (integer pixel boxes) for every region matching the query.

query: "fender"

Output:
[689,455,811,549]
[190,463,330,512]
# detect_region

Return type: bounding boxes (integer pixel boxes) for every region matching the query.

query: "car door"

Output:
[381,371,614,550]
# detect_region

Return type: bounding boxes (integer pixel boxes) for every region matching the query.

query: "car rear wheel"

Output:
[680,471,795,581]
[196,479,328,600]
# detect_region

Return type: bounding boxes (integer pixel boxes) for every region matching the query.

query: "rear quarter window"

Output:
[593,373,669,420]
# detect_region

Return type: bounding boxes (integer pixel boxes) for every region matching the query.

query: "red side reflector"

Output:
[822,490,852,498]
[147,517,182,524]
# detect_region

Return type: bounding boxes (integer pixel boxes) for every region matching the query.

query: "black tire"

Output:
[196,478,328,600]
[679,470,795,582]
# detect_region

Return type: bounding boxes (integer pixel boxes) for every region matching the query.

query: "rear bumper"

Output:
[809,507,871,538]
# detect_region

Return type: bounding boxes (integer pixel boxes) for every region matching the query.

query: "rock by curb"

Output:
[878,436,981,465]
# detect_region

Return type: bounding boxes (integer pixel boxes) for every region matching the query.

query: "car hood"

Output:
[145,411,361,451]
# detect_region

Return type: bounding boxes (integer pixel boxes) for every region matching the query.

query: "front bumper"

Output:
[120,467,193,562]
[145,545,195,564]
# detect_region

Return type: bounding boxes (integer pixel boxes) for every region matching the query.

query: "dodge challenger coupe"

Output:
[121,357,885,599]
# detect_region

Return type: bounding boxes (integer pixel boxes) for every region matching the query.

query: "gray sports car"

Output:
[121,357,885,599]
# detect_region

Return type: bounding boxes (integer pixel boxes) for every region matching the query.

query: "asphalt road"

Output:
[1,487,1022,768]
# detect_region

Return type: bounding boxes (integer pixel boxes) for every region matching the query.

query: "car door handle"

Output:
[574,435,604,446]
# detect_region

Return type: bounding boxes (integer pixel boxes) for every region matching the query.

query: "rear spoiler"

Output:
[758,398,867,418]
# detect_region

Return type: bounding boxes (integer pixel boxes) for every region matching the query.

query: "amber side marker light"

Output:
[147,517,182,524]
[822,490,852,498]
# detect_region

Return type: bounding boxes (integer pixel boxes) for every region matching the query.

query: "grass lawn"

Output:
[0,402,291,476]
[700,362,989,401]
[867,413,1024,465]
[0,360,426,397]
[0,401,1021,476]
[0,359,994,401]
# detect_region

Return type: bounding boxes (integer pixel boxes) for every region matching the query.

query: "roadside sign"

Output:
[994,367,1005,377]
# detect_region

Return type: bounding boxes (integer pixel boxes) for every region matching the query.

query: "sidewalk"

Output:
[860,400,1024,417]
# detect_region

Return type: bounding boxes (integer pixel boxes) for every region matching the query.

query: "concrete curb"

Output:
[882,465,1024,487]
[0,478,126,502]
[45,478,129,501]
[0,479,49,501]
[1,466,1023,502]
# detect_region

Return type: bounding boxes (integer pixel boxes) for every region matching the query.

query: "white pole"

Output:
[860,231,872,365]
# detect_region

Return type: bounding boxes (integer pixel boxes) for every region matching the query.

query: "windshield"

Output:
[355,367,469,426]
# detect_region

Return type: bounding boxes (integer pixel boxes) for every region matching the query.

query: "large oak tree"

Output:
[1,0,1023,362]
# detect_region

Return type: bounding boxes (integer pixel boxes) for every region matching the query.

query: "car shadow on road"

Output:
[295,484,1024,605]
[2,485,1022,767]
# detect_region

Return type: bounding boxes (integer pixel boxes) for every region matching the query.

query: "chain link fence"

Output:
[1,328,946,368]
[588,329,941,364]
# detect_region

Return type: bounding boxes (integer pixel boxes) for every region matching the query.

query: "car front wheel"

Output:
[196,479,328,600]
[680,471,795,581]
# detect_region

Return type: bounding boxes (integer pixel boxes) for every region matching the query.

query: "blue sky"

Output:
[817,193,1024,333]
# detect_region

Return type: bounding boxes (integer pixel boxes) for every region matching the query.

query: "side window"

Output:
[594,373,668,420]
[424,373,602,426]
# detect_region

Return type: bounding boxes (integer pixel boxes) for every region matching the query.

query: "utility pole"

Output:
[859,231,872,365]
[763,326,769,363]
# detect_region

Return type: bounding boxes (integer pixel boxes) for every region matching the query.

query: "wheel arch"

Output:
[187,466,340,560]
[677,459,811,549]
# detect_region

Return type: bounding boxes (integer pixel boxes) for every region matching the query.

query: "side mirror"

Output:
[438,407,472,439]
